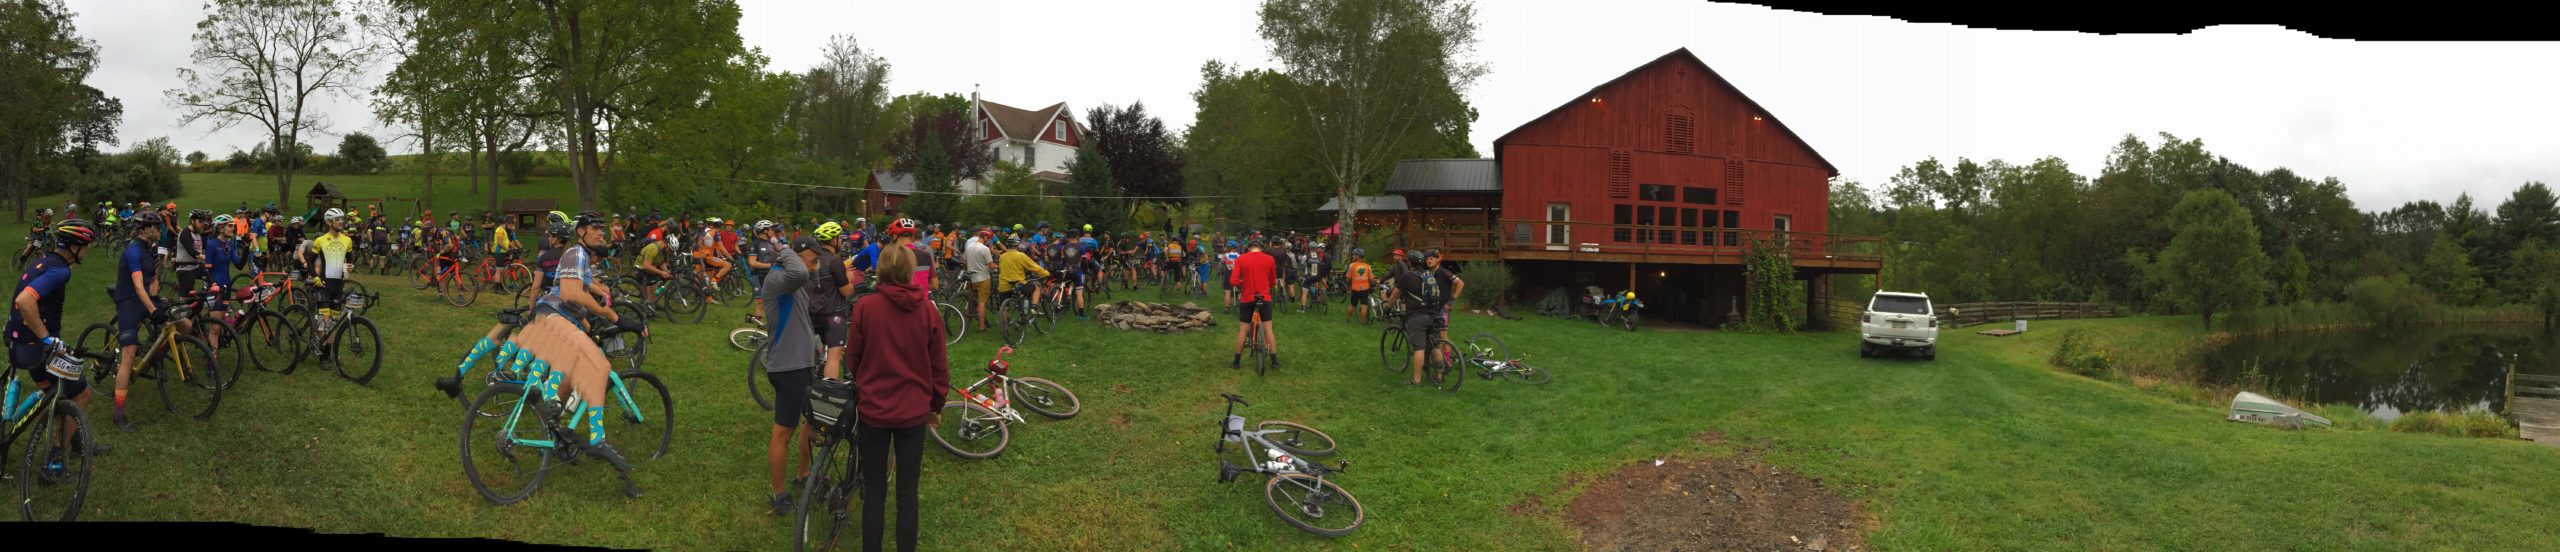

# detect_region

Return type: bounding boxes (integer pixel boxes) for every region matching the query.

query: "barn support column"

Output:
[1805,273,1824,330]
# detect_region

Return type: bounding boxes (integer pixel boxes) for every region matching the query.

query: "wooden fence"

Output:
[1823,300,2120,329]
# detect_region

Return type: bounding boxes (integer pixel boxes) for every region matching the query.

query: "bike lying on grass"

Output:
[928,346,1079,460]
[1212,393,1361,537]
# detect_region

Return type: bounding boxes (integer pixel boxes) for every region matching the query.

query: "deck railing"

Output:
[1397,219,1884,265]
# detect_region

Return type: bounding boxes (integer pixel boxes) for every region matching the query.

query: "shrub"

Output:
[501,151,538,183]
[2048,328,2114,377]
[2387,408,2519,439]
[1455,262,1515,309]
[2346,275,2437,327]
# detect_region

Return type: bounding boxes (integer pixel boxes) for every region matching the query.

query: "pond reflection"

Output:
[2191,324,2556,421]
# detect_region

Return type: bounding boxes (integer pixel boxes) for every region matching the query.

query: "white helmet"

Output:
[754,220,776,232]
[324,208,346,221]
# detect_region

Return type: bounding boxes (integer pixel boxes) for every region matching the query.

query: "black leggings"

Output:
[858,422,926,552]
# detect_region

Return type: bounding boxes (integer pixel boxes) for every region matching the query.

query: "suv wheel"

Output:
[1859,342,1873,358]
[1922,346,1936,361]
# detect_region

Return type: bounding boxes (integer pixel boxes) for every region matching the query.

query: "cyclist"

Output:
[513,212,647,497]
[694,218,733,294]
[1228,238,1278,370]
[802,222,854,392]
[1391,249,1458,385]
[633,228,674,305]
[1160,234,1186,289]
[1346,249,1375,324]
[490,216,517,260]
[963,230,995,332]
[437,211,575,399]
[9,219,107,458]
[1428,249,1463,342]
[1220,242,1241,309]
[995,237,1048,321]
[301,208,357,319]
[106,210,165,429]
[201,215,242,352]
[368,219,393,272]
[745,220,781,325]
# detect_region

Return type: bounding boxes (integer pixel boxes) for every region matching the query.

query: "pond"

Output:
[2191,323,2556,422]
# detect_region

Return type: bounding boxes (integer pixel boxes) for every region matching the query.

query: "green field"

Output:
[14,172,582,225]
[15,174,2560,550]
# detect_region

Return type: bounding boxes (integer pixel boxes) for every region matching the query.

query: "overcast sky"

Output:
[64,0,2560,212]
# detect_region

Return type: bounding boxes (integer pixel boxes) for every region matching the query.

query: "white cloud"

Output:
[64,0,2560,212]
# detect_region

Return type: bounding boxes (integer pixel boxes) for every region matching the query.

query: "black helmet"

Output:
[50,219,97,248]
[189,209,211,220]
[548,221,576,240]
[128,211,163,226]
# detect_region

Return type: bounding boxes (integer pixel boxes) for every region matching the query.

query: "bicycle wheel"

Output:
[1264,473,1365,538]
[938,302,966,346]
[1030,296,1056,336]
[459,383,550,505]
[729,327,768,352]
[1465,333,1509,376]
[1000,298,1028,346]
[513,279,540,308]
[75,323,115,382]
[242,311,299,374]
[155,334,223,420]
[16,399,91,521]
[198,317,246,390]
[610,371,675,462]
[1502,362,1553,385]
[926,400,1008,460]
[1425,338,1462,393]
[1008,377,1080,420]
[793,435,853,552]
[1253,324,1271,377]
[747,340,777,411]
[1378,325,1407,374]
[442,274,479,307]
[1255,420,1338,457]
[332,317,383,385]
[410,263,433,290]
[505,264,533,295]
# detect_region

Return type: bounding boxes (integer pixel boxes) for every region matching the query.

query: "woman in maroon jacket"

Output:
[839,244,948,552]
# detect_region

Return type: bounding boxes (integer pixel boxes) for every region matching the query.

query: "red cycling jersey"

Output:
[1231,250,1277,303]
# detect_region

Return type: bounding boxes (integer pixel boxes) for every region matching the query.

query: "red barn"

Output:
[1388,48,1882,327]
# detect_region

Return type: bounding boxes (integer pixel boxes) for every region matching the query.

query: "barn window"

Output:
[1723,210,1740,229]
[1774,215,1792,233]
[1613,204,1632,242]
[1609,151,1633,199]
[1681,209,1699,245]
[1636,205,1655,242]
[1703,209,1720,229]
[1684,187,1717,205]
[1665,114,1695,155]
[1547,203,1571,244]
[1639,184,1674,202]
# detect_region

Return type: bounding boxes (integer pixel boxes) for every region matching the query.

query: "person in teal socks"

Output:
[436,211,575,400]
[505,212,645,497]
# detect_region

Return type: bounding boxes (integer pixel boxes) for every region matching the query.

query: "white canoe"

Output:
[2227,391,2333,429]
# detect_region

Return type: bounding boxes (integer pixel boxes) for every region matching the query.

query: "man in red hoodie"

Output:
[1229,237,1279,370]
[840,244,948,552]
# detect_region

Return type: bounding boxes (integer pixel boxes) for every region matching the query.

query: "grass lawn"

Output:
[18,178,2560,549]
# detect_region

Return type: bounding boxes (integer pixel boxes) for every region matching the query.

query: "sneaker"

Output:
[434,375,462,398]
[584,441,637,472]
[768,491,793,516]
[113,409,132,431]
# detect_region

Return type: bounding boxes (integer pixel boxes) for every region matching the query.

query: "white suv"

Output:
[1859,291,1937,360]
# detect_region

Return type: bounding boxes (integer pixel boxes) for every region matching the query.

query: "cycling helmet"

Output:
[49,219,96,248]
[1081,223,1093,232]
[1352,248,1365,257]
[754,219,776,232]
[548,221,576,240]
[548,210,571,226]
[128,211,163,226]
[189,209,211,221]
[1012,224,1024,232]
[889,218,918,237]
[1037,221,1050,228]
[212,214,233,226]
[165,202,177,210]
[324,208,346,221]
[37,208,52,217]
[576,211,609,228]
[813,221,843,241]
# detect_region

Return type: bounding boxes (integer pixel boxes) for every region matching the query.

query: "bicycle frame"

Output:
[488,367,652,451]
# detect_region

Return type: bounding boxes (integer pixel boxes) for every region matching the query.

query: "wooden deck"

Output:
[2510,372,2560,446]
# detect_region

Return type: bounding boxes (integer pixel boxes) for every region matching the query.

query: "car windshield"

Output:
[1872,296,1931,315]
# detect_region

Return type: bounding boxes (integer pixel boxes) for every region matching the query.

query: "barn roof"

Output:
[1316,195,1482,212]
[1383,159,1500,194]
[1491,48,1840,177]
[870,171,916,195]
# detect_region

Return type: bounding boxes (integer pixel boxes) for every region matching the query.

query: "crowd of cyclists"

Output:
[9,197,1472,547]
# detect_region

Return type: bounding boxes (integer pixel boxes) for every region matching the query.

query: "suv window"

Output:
[1871,295,1931,315]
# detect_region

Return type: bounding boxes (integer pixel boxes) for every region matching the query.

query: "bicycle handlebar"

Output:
[1221,393,1248,407]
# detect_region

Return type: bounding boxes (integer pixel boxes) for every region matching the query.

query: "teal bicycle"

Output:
[455,318,673,505]
[2,346,107,521]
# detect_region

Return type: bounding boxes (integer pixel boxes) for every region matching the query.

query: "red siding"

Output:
[1043,115,1081,147]
[1497,54,1830,237]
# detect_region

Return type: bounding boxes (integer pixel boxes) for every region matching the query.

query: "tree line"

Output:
[1831,132,2560,329]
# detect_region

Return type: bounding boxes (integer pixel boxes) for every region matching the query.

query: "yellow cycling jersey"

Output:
[312,232,355,279]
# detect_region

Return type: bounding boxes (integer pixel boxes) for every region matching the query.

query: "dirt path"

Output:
[1562,446,1871,552]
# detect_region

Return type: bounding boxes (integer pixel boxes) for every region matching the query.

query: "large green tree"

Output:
[2153,189,2270,330]
[168,0,378,210]
[1255,0,1486,260]
[1084,101,1185,201]
[1061,145,1123,231]
[1,0,115,216]
[2418,233,2486,306]
[796,34,893,174]
[610,56,804,215]
[519,0,747,211]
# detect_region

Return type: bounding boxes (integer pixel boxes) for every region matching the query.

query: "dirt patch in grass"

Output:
[1565,452,1869,552]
